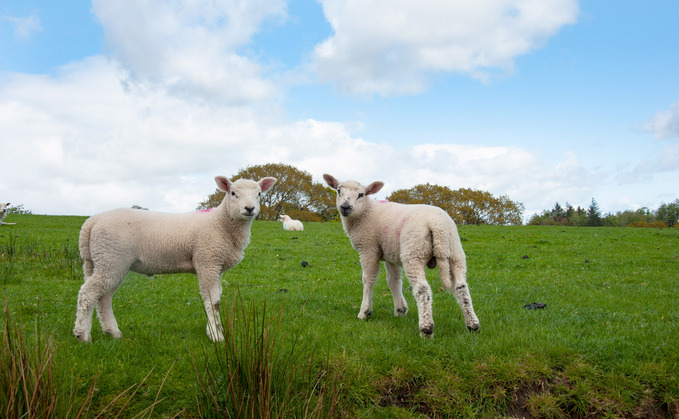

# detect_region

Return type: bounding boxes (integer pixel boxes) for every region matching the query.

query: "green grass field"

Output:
[1,214,678,417]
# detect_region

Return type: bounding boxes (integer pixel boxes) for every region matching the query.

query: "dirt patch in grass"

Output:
[505,375,677,419]
[374,374,433,416]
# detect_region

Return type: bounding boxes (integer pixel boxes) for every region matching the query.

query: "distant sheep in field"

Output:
[278,214,304,231]
[73,176,277,343]
[323,174,480,338]
[1,203,16,225]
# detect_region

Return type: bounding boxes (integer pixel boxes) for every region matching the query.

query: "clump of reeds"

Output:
[192,292,347,418]
[0,302,93,418]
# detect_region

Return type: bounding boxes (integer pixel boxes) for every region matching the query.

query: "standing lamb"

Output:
[73,176,277,343]
[1,203,17,225]
[323,174,480,338]
[278,214,304,231]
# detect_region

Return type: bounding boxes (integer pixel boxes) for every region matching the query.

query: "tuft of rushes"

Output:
[192,291,347,418]
[0,301,95,418]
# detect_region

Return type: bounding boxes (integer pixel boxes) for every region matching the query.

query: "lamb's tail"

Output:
[79,217,95,278]
[429,219,464,292]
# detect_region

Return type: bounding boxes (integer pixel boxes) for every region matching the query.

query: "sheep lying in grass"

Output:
[1,203,16,225]
[278,214,304,231]
[73,176,277,342]
[323,174,480,338]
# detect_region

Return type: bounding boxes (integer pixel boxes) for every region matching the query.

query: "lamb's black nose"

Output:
[245,206,255,215]
[340,204,352,216]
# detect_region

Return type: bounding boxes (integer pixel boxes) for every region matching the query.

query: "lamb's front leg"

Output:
[385,262,408,316]
[197,268,224,342]
[357,254,380,319]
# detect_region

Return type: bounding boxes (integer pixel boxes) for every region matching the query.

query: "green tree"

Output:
[528,211,554,226]
[656,199,679,227]
[387,183,456,216]
[586,198,603,226]
[198,163,335,221]
[387,184,524,225]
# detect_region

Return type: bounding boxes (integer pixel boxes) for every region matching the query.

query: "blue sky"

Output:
[1,0,678,219]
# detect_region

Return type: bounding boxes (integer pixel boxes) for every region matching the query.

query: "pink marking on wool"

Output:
[395,217,408,240]
[197,208,213,213]
[383,216,409,243]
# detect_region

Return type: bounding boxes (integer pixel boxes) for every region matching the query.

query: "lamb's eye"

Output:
[231,192,237,197]
[358,193,365,199]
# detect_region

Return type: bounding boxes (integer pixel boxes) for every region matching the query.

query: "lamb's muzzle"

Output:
[340,203,353,216]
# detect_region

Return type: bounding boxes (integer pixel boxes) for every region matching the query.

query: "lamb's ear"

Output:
[259,177,277,192]
[215,176,232,193]
[365,181,384,196]
[323,174,340,190]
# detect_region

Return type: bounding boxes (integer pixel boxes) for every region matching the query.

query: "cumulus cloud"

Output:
[311,0,579,95]
[3,12,42,39]
[644,101,679,139]
[1,55,588,217]
[92,0,286,104]
[0,57,270,214]
[3,0,643,220]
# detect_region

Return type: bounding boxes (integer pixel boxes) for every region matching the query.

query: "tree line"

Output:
[528,199,679,228]
[198,163,525,225]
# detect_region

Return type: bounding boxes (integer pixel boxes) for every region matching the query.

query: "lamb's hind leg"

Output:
[385,262,408,316]
[451,257,480,331]
[96,282,123,338]
[74,268,126,342]
[197,268,224,342]
[403,260,434,338]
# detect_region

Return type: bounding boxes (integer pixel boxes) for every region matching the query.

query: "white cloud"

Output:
[644,101,679,139]
[3,13,42,39]
[0,57,270,214]
[311,0,579,95]
[4,0,670,221]
[92,0,286,104]
[1,56,596,217]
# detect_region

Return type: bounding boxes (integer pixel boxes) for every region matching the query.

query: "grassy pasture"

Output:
[1,214,678,417]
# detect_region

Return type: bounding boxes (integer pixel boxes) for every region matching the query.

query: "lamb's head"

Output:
[0,203,9,219]
[323,174,384,218]
[278,214,291,223]
[215,176,277,220]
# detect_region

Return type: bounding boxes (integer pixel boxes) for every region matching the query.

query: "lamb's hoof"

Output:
[74,331,92,343]
[104,330,123,339]
[419,325,434,338]
[207,328,225,342]
[357,310,371,320]
[466,323,480,332]
[394,307,408,317]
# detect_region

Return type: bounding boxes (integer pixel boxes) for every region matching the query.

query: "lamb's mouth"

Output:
[241,209,257,217]
[340,208,352,217]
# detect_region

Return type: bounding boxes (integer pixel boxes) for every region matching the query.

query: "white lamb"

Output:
[278,214,304,231]
[73,176,277,343]
[1,203,16,225]
[323,174,480,338]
